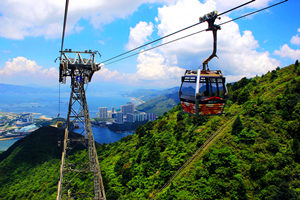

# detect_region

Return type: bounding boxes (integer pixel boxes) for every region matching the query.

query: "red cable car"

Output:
[179,11,228,116]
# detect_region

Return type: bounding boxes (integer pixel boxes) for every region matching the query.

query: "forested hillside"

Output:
[136,91,179,116]
[0,64,299,199]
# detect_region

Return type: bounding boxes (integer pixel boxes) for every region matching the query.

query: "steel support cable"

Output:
[101,0,255,64]
[102,0,288,67]
[217,0,255,17]
[60,0,70,56]
[101,22,200,64]
[219,0,288,26]
[58,0,69,118]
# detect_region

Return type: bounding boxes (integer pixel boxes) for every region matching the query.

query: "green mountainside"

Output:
[0,64,299,199]
[127,87,179,102]
[0,127,63,199]
[136,91,179,116]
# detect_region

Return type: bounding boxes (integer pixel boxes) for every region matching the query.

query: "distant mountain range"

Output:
[0,83,56,94]
[125,87,179,101]
[127,87,180,116]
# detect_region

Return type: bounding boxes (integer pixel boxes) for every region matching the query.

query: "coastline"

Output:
[0,136,24,141]
[129,97,145,106]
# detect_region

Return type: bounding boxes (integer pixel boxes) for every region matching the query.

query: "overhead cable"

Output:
[60,0,70,58]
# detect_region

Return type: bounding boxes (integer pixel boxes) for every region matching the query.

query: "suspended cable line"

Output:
[101,0,256,64]
[217,0,255,16]
[219,0,288,26]
[102,0,288,67]
[58,0,69,118]
[60,0,69,57]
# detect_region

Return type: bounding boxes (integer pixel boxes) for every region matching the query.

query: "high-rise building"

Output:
[147,113,157,121]
[136,112,147,122]
[16,113,34,126]
[121,102,134,116]
[111,106,115,113]
[107,111,112,119]
[126,113,135,123]
[99,107,108,120]
[115,112,123,124]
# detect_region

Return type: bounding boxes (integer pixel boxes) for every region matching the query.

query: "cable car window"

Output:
[218,78,225,97]
[199,82,209,97]
[181,82,196,101]
[210,78,218,96]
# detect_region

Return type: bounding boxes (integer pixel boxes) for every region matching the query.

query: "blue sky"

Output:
[0,0,299,91]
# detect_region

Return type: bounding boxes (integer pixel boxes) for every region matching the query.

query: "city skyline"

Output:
[97,101,156,124]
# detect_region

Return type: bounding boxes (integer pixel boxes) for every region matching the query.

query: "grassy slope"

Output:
[0,64,299,199]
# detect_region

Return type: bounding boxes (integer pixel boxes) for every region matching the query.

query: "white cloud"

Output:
[94,51,185,87]
[126,21,154,50]
[0,0,169,40]
[0,57,58,85]
[290,28,300,45]
[136,51,185,81]
[213,0,273,10]
[93,66,122,82]
[291,35,300,45]
[274,44,300,60]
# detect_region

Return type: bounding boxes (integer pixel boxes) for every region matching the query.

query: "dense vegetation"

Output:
[0,64,299,199]
[0,127,63,199]
[136,91,179,116]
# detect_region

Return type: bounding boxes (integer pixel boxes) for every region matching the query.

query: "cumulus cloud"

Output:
[273,29,300,60]
[136,51,185,81]
[93,66,123,82]
[290,28,300,45]
[0,57,58,85]
[274,44,300,60]
[213,0,273,10]
[0,0,169,40]
[93,51,185,87]
[126,21,153,50]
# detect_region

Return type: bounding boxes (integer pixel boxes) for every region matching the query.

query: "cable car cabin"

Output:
[57,121,64,128]
[179,69,227,115]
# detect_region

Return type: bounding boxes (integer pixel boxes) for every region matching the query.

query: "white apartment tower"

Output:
[99,107,108,120]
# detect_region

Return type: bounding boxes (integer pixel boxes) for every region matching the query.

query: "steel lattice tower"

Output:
[57,50,106,200]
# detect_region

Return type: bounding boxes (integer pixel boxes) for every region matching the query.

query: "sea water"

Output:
[0,126,134,151]
[74,126,134,144]
[0,139,19,151]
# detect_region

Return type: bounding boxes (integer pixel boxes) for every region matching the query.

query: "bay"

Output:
[74,126,134,144]
[0,126,134,151]
[0,139,19,151]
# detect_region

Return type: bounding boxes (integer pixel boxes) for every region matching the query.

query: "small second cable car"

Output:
[179,11,228,116]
